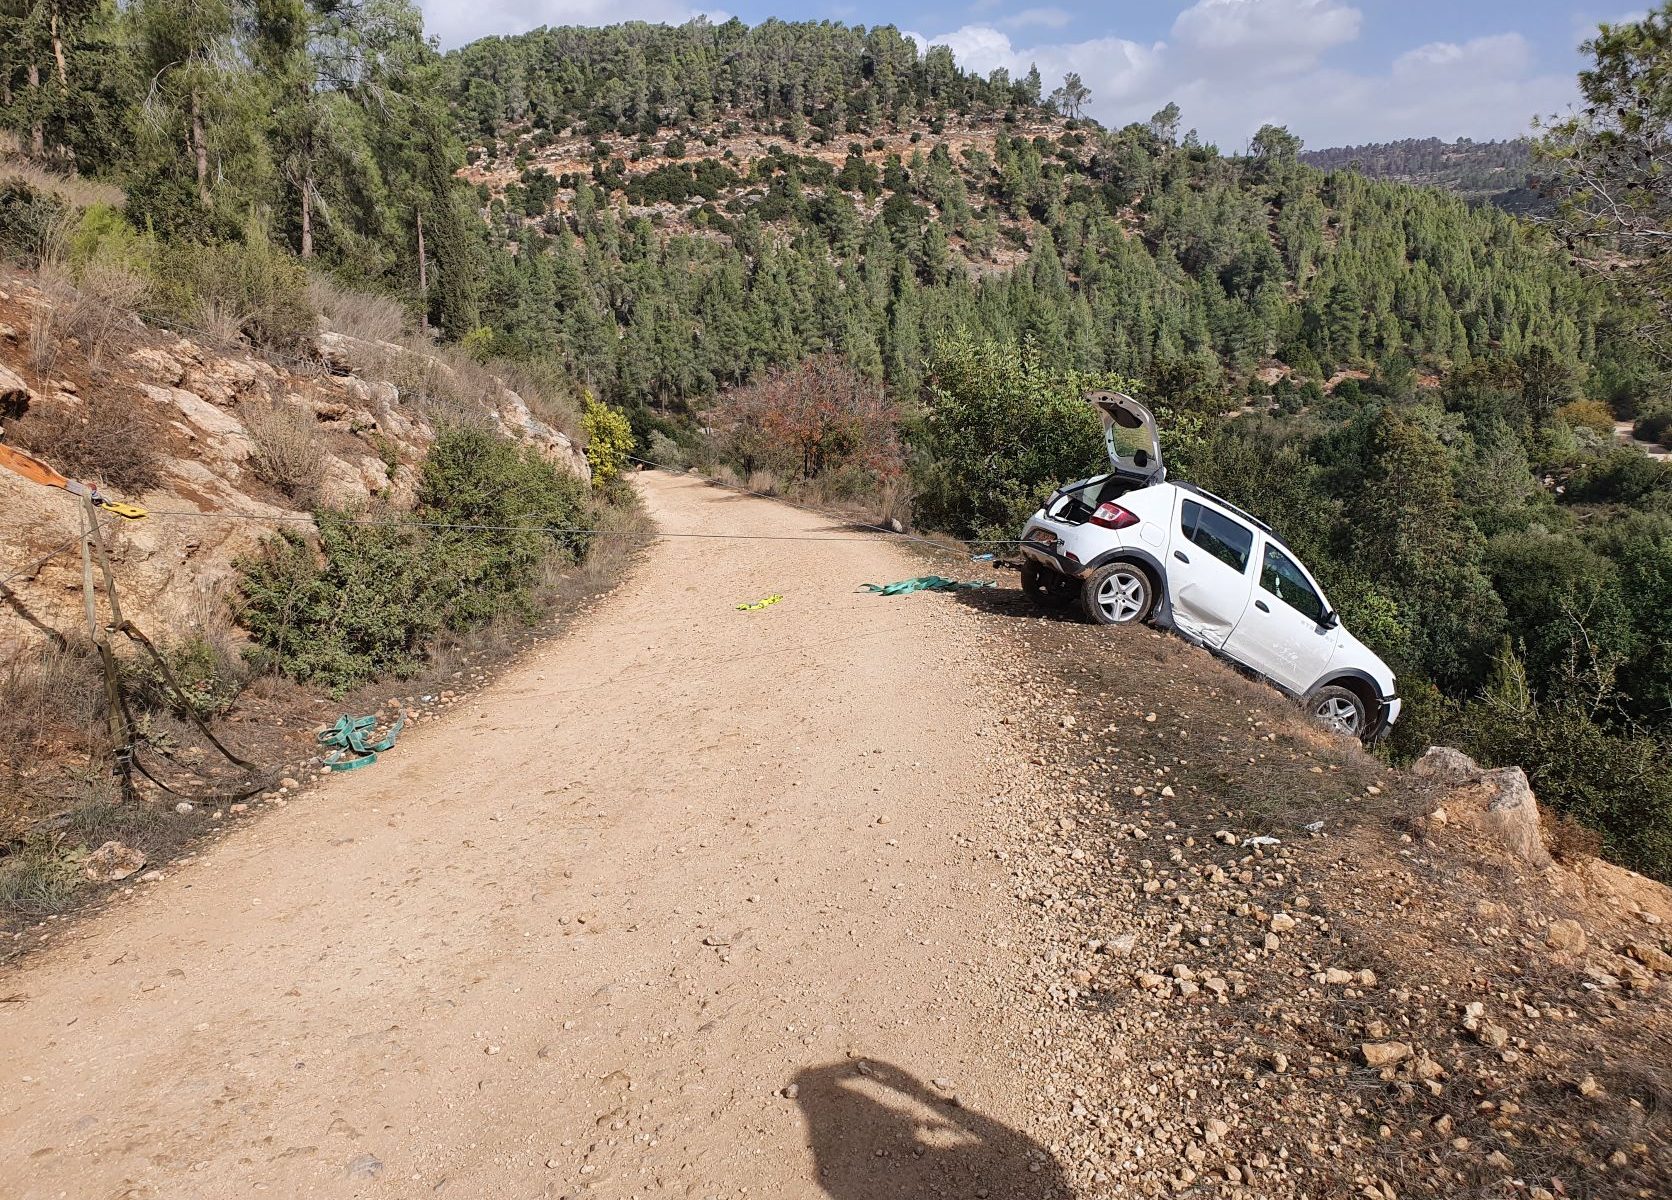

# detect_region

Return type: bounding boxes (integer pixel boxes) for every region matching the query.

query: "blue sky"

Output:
[420,0,1641,148]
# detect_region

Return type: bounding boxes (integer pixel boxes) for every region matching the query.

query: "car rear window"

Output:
[1181,499,1253,573]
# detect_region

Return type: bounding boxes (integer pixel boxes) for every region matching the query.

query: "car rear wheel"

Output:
[1309,685,1367,738]
[1020,560,1076,608]
[1081,562,1154,625]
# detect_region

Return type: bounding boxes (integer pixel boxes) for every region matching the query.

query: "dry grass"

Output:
[305,274,408,345]
[0,160,126,212]
[244,400,327,505]
[10,389,165,493]
[874,474,915,531]
[304,273,584,443]
[745,468,782,496]
[24,260,148,372]
[190,296,252,349]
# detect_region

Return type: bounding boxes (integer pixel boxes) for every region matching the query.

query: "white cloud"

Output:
[916,0,1575,147]
[909,25,1164,103]
[1173,0,1360,56]
[420,0,700,49]
[1000,7,1072,31]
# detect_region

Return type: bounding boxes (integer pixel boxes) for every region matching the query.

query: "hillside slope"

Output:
[1300,137,1545,212]
[0,273,587,656]
[441,21,1598,412]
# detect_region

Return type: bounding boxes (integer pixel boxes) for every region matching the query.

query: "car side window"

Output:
[1260,543,1326,624]
[1180,499,1253,573]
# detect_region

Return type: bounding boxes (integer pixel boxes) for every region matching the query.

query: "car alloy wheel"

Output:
[1083,563,1153,625]
[1312,689,1365,736]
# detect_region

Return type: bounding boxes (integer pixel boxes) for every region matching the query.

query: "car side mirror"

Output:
[1323,610,1341,629]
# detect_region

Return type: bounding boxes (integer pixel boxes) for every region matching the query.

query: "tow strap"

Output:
[736,594,783,611]
[859,576,994,595]
[318,711,406,771]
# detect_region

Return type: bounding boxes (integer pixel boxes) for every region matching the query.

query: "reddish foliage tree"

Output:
[717,354,901,480]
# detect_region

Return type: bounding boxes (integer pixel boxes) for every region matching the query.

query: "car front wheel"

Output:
[1081,562,1154,625]
[1309,685,1368,738]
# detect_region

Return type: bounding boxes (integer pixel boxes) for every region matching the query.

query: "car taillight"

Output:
[1090,502,1139,530]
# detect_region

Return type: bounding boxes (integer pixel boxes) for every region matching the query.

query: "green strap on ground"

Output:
[859,576,994,595]
[318,711,406,771]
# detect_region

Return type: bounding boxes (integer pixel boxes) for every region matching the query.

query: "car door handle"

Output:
[1173,550,1190,563]
[1254,599,1270,613]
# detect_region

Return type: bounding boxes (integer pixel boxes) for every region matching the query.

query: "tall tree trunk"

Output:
[416,208,429,333]
[190,88,210,206]
[27,63,44,157]
[51,13,67,88]
[300,170,313,258]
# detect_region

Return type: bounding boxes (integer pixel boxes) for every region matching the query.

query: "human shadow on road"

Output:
[793,1059,1071,1200]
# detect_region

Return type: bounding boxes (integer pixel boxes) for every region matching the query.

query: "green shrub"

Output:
[582,394,635,486]
[237,428,593,690]
[238,512,445,689]
[647,429,686,470]
[1463,697,1672,881]
[149,224,316,350]
[416,425,593,627]
[0,179,66,266]
[916,335,1198,541]
[124,633,247,720]
[68,204,155,275]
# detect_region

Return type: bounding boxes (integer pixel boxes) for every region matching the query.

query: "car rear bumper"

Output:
[1019,537,1089,580]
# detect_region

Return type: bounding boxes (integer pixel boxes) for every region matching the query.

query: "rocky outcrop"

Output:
[1413,747,1553,869]
[0,361,31,419]
[312,330,590,482]
[0,278,592,655]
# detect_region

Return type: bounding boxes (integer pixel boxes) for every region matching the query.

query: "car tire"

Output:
[1081,562,1155,626]
[1020,560,1075,609]
[1308,685,1368,739]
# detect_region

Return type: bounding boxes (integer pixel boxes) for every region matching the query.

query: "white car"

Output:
[1017,392,1401,740]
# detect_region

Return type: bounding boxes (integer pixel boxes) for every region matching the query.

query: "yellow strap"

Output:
[735,594,783,611]
[95,500,147,519]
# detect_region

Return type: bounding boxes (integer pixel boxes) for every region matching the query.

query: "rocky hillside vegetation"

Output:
[973,598,1671,1198]
[0,175,633,923]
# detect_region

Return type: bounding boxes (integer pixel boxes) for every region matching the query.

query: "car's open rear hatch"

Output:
[1087,390,1164,482]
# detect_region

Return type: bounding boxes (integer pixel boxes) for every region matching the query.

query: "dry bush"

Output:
[305,274,584,443]
[57,260,146,369]
[0,161,126,212]
[746,468,782,496]
[489,357,583,442]
[875,474,915,530]
[190,297,250,349]
[244,400,326,505]
[27,299,59,375]
[11,390,165,493]
[25,258,148,372]
[306,274,408,344]
[0,641,105,766]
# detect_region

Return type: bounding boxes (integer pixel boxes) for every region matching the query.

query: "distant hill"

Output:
[1300,137,1547,214]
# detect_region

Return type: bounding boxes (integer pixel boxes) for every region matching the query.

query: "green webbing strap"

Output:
[859,576,995,595]
[318,711,406,771]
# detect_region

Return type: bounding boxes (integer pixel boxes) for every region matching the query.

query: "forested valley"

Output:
[2,9,1670,878]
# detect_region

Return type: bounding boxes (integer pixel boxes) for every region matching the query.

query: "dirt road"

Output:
[0,471,1066,1199]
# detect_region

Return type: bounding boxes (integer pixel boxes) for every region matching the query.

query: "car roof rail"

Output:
[1176,482,1276,536]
